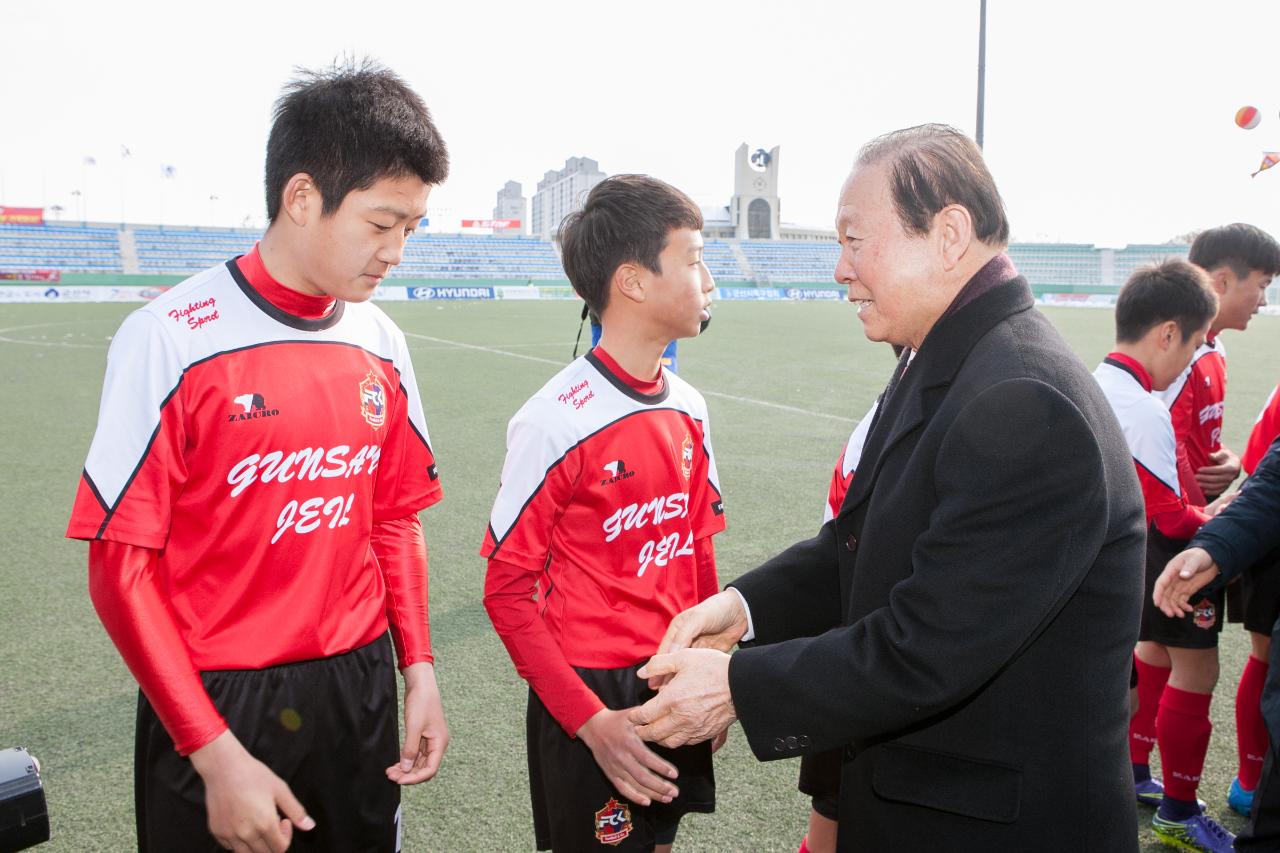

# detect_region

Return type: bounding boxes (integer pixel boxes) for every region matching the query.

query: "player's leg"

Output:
[224,638,400,853]
[134,692,224,853]
[796,749,840,853]
[1233,559,1280,815]
[1132,641,1172,805]
[802,808,838,853]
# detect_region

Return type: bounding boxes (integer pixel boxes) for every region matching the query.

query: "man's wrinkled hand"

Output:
[1153,547,1220,618]
[649,591,747,689]
[577,708,679,807]
[630,649,736,749]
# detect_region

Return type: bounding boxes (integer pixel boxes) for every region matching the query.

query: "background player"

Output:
[482,175,723,852]
[1093,259,1226,851]
[66,60,450,853]
[1153,224,1280,817]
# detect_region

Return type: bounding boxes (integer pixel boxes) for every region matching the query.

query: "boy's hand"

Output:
[190,730,314,853]
[577,708,679,807]
[1196,447,1241,497]
[387,661,449,785]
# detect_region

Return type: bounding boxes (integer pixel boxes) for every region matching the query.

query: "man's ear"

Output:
[613,263,647,305]
[279,173,320,227]
[936,204,974,272]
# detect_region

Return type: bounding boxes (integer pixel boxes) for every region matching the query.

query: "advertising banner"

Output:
[407,285,495,300]
[0,207,44,225]
[0,269,60,282]
[461,219,521,229]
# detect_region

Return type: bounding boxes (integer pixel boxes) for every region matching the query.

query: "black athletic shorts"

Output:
[135,636,401,853]
[798,749,842,821]
[1235,548,1280,635]
[526,663,715,852]
[1139,527,1224,649]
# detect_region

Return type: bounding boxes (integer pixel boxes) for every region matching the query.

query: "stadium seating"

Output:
[0,221,1195,290]
[0,223,122,272]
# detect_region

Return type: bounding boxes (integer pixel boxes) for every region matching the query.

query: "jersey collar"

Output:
[227,246,344,331]
[1104,351,1154,392]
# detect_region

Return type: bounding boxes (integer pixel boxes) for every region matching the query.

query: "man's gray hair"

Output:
[857,124,1010,247]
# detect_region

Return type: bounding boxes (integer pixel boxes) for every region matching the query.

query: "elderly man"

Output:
[629,125,1145,851]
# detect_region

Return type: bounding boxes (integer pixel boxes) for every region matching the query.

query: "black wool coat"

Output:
[728,277,1145,852]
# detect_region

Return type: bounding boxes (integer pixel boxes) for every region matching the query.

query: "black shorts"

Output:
[135,636,401,853]
[1139,527,1224,649]
[798,749,842,821]
[526,663,715,852]
[1239,549,1280,635]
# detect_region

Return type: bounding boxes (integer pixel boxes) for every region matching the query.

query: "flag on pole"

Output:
[120,145,132,158]
[83,155,97,166]
[161,165,177,179]
[1252,152,1280,178]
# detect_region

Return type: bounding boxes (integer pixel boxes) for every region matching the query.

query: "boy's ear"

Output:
[613,263,647,305]
[1157,319,1178,350]
[1208,267,1233,295]
[280,172,318,227]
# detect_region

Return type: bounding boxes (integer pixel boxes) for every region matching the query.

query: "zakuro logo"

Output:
[359,371,386,429]
[600,459,635,486]
[227,392,280,423]
[680,434,694,480]
[593,798,632,846]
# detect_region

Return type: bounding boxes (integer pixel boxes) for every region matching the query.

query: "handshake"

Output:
[576,591,749,807]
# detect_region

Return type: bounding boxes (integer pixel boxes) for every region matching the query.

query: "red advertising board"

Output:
[461,218,521,229]
[0,207,44,225]
[0,270,61,282]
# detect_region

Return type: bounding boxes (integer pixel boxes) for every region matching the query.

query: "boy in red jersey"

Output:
[66,60,449,853]
[482,175,723,852]
[1149,224,1280,817]
[1095,260,1227,851]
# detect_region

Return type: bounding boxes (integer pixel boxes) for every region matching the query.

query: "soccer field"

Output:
[1,300,1277,851]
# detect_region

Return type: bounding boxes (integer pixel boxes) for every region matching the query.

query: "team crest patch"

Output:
[680,433,693,480]
[593,798,632,846]
[1193,599,1216,630]
[359,371,386,429]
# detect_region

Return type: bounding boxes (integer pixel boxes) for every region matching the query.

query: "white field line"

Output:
[0,322,104,349]
[404,330,855,423]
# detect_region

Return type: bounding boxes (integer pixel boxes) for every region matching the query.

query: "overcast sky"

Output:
[2,0,1276,245]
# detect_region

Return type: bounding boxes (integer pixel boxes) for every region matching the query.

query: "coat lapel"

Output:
[837,276,1035,522]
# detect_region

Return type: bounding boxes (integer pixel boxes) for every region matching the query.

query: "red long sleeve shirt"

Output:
[69,246,440,753]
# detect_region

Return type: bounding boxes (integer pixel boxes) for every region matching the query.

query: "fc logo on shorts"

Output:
[593,797,632,846]
[1193,599,1217,630]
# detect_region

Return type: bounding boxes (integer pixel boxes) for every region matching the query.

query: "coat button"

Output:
[799,735,811,747]
[845,533,858,551]
[773,738,785,753]
[786,736,798,749]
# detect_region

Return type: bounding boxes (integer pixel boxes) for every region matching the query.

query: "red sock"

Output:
[1236,654,1270,791]
[1131,654,1171,764]
[798,836,810,853]
[1156,685,1213,802]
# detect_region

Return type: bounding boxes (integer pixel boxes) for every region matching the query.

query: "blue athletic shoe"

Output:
[1136,777,1166,806]
[1151,811,1236,853]
[1229,776,1255,817]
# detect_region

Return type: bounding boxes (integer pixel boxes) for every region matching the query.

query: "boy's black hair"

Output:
[558,175,703,317]
[1188,223,1280,279]
[265,57,448,222]
[1115,258,1218,344]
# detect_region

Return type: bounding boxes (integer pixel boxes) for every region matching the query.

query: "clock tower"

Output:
[729,143,780,240]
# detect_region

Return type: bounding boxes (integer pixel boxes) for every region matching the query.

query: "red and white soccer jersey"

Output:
[67,253,441,672]
[1243,381,1280,475]
[1095,353,1208,540]
[822,399,879,523]
[482,348,725,670]
[1156,336,1227,476]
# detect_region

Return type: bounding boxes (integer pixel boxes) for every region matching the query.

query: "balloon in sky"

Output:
[1236,106,1261,129]
[1251,152,1280,178]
